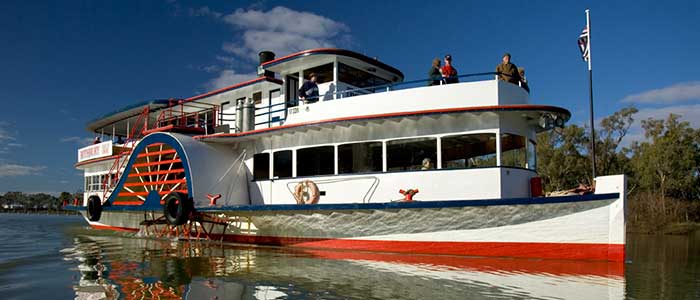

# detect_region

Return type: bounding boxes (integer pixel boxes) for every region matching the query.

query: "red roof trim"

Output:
[261,48,405,80]
[194,104,570,140]
[184,76,283,103]
[75,154,120,167]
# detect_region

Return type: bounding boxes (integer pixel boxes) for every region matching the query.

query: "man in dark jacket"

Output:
[298,73,319,103]
[496,53,520,85]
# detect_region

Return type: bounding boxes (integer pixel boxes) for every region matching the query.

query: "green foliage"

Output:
[629,114,700,200]
[537,124,591,192]
[537,107,700,229]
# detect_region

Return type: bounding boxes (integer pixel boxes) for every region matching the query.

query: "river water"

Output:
[0,214,697,300]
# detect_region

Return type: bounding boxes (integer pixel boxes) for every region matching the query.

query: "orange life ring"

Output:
[294,180,320,204]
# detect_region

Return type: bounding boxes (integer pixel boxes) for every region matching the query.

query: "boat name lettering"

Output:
[78,141,113,162]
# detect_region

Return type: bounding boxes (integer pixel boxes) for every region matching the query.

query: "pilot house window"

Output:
[387,138,437,171]
[302,63,334,84]
[501,134,527,169]
[296,146,335,177]
[441,133,497,169]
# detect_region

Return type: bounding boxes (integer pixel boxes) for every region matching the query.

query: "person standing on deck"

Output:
[441,54,459,84]
[496,53,521,85]
[428,58,442,86]
[298,73,319,103]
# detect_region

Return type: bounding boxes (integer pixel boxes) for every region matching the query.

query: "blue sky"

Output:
[1,0,699,194]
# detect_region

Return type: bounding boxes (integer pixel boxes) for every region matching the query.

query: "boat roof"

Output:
[86,99,172,133]
[261,48,405,82]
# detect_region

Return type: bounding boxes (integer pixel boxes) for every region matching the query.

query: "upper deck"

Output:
[80,48,568,157]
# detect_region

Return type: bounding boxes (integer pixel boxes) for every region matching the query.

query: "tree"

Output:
[595,107,637,177]
[630,114,700,202]
[537,124,591,192]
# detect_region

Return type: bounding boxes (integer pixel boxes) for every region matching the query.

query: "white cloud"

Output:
[206,70,257,90]
[189,6,222,18]
[0,163,46,177]
[220,6,350,61]
[187,6,350,90]
[621,103,700,147]
[224,6,349,38]
[621,81,700,104]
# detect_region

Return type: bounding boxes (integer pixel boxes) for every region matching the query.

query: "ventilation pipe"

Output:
[258,51,276,78]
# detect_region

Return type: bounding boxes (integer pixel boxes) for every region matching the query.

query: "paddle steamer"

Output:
[69,48,626,261]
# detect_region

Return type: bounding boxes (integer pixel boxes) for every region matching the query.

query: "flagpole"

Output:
[586,8,597,179]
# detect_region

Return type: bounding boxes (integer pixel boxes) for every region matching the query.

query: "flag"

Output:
[578,26,589,62]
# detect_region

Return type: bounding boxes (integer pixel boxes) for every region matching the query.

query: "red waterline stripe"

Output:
[211,234,625,262]
[90,224,139,232]
[89,224,624,261]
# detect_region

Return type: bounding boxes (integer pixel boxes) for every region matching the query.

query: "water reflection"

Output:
[62,232,626,300]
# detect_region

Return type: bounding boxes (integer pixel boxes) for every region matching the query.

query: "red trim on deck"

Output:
[184,76,283,103]
[74,154,120,167]
[194,104,571,140]
[142,125,205,135]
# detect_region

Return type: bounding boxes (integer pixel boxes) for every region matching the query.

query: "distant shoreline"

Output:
[0,210,79,216]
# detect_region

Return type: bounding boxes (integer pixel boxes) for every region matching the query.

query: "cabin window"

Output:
[303,63,334,84]
[338,142,383,174]
[441,133,497,169]
[296,146,335,177]
[338,63,390,92]
[527,139,537,170]
[253,153,270,180]
[387,137,437,172]
[253,91,262,105]
[501,134,527,169]
[273,150,293,179]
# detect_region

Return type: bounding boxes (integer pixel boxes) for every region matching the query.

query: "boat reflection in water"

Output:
[63,232,625,300]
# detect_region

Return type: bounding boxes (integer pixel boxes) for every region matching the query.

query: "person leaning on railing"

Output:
[495,53,521,85]
[298,72,320,104]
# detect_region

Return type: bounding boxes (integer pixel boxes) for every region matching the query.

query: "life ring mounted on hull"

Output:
[164,192,193,225]
[294,180,320,205]
[87,195,102,222]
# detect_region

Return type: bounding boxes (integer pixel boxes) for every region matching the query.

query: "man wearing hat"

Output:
[496,53,521,85]
[298,72,320,103]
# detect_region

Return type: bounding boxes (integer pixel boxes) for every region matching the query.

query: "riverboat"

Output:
[67,48,626,262]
